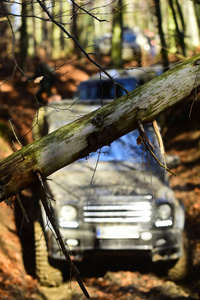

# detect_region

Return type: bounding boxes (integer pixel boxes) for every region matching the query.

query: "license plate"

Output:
[96,225,139,239]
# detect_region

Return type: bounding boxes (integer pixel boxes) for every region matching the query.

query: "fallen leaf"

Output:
[137,135,143,145]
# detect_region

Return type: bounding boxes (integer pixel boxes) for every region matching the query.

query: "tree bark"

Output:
[71,2,81,57]
[154,0,169,70]
[20,2,28,71]
[0,54,200,201]
[169,0,186,57]
[52,0,61,58]
[111,0,123,67]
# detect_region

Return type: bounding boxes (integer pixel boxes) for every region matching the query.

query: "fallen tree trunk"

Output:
[0,54,200,201]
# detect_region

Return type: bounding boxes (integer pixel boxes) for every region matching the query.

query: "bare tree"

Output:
[20,1,28,71]
[71,1,81,57]
[168,0,186,57]
[111,0,123,67]
[153,0,169,70]
[0,1,12,58]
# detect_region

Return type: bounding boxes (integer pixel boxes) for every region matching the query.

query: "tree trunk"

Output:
[0,54,200,201]
[154,0,169,70]
[111,0,123,68]
[0,2,12,58]
[52,0,61,58]
[20,2,28,71]
[168,0,186,57]
[194,2,200,38]
[182,1,200,51]
[33,0,42,54]
[71,2,81,57]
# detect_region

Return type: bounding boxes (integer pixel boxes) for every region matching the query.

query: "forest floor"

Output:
[0,57,200,299]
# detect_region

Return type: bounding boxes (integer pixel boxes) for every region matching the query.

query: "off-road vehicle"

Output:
[33,74,186,286]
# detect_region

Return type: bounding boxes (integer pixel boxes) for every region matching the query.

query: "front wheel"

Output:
[34,221,63,287]
[154,231,191,282]
[167,231,191,282]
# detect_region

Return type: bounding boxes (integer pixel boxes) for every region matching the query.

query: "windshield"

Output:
[75,77,139,100]
[87,125,164,175]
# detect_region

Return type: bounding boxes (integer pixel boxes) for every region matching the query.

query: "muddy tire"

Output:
[167,231,191,282]
[34,221,63,287]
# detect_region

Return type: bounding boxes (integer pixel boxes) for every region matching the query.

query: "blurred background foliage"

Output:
[0,0,199,70]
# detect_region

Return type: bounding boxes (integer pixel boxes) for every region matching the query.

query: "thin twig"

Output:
[0,11,51,22]
[137,119,176,176]
[36,0,129,96]
[16,193,29,223]
[152,120,166,168]
[36,172,90,299]
[189,64,200,117]
[70,0,108,22]
[146,145,176,176]
[138,119,155,150]
[8,119,23,148]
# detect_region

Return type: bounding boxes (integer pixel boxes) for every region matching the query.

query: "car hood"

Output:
[46,161,175,204]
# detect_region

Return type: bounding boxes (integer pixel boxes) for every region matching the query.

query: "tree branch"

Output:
[70,0,109,23]
[37,172,90,299]
[36,0,129,96]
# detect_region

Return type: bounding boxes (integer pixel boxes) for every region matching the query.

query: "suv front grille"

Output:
[83,195,153,223]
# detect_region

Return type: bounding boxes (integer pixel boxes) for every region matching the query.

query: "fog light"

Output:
[59,220,78,228]
[155,219,173,227]
[155,239,166,246]
[66,239,79,247]
[141,232,152,241]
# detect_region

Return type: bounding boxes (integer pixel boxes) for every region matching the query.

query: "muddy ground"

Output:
[0,58,200,299]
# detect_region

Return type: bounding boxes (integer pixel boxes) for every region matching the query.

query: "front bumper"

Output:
[46,226,183,262]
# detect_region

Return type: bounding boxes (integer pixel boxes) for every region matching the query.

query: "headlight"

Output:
[59,205,77,221]
[157,204,172,220]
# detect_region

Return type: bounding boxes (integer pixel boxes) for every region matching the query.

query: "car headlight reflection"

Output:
[60,205,77,221]
[157,204,172,220]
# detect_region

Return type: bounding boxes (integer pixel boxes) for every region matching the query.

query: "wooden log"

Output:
[0,54,200,201]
